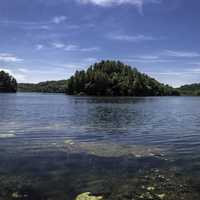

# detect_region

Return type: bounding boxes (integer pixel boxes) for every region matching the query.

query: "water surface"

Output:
[0,93,200,200]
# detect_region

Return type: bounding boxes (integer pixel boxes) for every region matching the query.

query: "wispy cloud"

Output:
[80,47,100,52]
[0,20,51,30]
[82,57,98,63]
[136,55,159,60]
[0,53,23,62]
[0,16,69,31]
[36,44,44,50]
[164,50,200,58]
[34,42,99,52]
[123,54,178,64]
[78,0,160,7]
[52,42,65,49]
[18,68,30,73]
[124,58,175,63]
[64,44,79,51]
[107,33,156,42]
[52,16,67,24]
[149,71,183,76]
[148,68,200,77]
[51,43,100,52]
[65,45,99,52]
[78,0,161,13]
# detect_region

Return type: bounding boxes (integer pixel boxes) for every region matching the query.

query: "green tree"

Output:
[66,60,180,96]
[0,71,17,92]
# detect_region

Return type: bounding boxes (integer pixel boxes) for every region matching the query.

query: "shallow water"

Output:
[0,93,200,199]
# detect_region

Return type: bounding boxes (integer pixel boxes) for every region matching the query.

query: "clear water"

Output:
[0,93,200,200]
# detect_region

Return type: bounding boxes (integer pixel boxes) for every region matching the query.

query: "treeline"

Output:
[5,60,200,96]
[178,84,200,96]
[0,71,17,93]
[18,80,68,93]
[66,60,180,96]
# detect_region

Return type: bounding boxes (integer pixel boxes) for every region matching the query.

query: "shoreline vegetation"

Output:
[1,60,200,95]
[0,71,17,93]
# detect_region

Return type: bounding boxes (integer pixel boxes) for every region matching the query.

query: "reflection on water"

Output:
[0,93,200,199]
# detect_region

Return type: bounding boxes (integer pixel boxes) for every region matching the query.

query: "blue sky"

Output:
[0,0,200,87]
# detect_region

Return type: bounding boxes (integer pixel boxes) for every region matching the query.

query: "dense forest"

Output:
[178,84,200,96]
[66,60,180,96]
[18,80,68,93]
[0,71,17,93]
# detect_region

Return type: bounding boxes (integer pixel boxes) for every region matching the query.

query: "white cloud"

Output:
[64,44,79,51]
[36,44,44,50]
[124,58,175,63]
[78,0,160,12]
[80,47,99,52]
[78,0,159,6]
[18,68,29,73]
[136,55,159,60]
[83,57,98,63]
[52,42,65,49]
[52,16,67,24]
[149,71,183,76]
[64,44,99,52]
[164,50,200,58]
[107,34,156,42]
[0,53,23,62]
[36,42,100,52]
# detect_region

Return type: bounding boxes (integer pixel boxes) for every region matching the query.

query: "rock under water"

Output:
[75,192,103,200]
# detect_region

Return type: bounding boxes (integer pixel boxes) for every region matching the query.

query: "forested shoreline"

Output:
[0,71,17,93]
[18,80,67,93]
[1,60,200,96]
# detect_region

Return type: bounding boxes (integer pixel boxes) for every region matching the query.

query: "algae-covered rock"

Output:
[75,192,103,200]
[157,193,166,199]
[147,186,155,191]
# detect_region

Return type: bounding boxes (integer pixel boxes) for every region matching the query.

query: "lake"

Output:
[0,93,200,200]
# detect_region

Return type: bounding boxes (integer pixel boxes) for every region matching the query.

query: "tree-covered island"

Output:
[0,71,17,93]
[66,60,180,96]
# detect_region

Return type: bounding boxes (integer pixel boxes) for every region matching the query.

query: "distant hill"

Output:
[18,80,68,93]
[0,71,17,93]
[66,60,180,96]
[178,83,200,96]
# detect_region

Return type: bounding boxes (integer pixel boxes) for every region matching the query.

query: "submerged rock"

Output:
[147,186,155,191]
[157,193,166,199]
[75,192,103,200]
[64,141,164,158]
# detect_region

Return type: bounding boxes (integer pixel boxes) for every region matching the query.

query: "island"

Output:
[66,60,180,96]
[0,71,17,93]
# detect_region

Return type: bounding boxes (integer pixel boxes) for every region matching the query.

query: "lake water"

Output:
[0,93,200,200]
